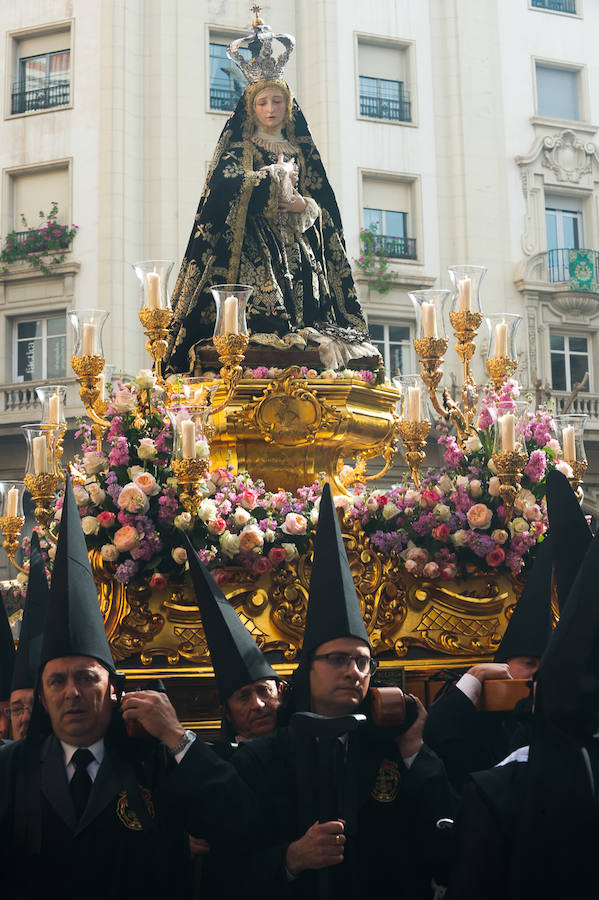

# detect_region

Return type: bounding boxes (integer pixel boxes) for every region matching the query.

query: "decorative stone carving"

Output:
[540,131,596,184]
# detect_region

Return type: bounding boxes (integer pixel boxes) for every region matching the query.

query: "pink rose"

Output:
[211,568,228,587]
[252,556,273,575]
[134,472,160,496]
[210,467,232,487]
[268,547,287,566]
[406,546,429,565]
[117,483,149,514]
[113,525,139,552]
[523,504,542,522]
[432,524,450,542]
[207,517,227,536]
[333,494,351,511]
[440,563,457,580]
[97,511,116,528]
[112,389,137,413]
[269,490,288,511]
[240,488,259,510]
[281,513,308,535]
[149,572,168,590]
[423,561,440,578]
[404,558,418,574]
[420,490,438,509]
[485,547,506,567]
[467,503,493,530]
[533,520,547,538]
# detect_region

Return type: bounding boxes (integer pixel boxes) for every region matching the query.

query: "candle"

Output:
[97,373,106,402]
[48,392,61,425]
[82,323,97,356]
[180,419,196,458]
[495,321,508,358]
[223,295,239,334]
[563,425,576,463]
[407,386,421,422]
[146,272,162,309]
[193,388,205,403]
[422,302,436,339]
[6,487,18,517]
[500,414,515,452]
[32,436,49,474]
[457,277,471,312]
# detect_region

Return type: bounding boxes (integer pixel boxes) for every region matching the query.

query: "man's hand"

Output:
[189,836,211,858]
[468,663,512,683]
[120,690,184,749]
[396,694,427,759]
[285,820,345,875]
[279,190,307,213]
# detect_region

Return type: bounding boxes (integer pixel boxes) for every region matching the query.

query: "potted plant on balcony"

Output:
[0,203,78,276]
[354,222,396,295]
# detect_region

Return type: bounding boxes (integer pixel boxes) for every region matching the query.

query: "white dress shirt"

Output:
[61,738,105,783]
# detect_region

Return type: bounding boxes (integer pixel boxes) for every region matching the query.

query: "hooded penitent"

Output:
[39,475,114,674]
[545,468,592,612]
[11,532,49,692]
[0,590,15,703]
[184,534,278,705]
[494,535,554,663]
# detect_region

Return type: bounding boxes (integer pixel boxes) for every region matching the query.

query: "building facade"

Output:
[0,0,598,576]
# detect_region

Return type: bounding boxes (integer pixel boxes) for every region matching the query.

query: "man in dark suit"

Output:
[0,589,15,744]
[0,477,257,900]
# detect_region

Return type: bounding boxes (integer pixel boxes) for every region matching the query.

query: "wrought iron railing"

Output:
[9,230,72,251]
[546,248,599,284]
[11,80,70,114]
[531,0,576,13]
[210,87,243,111]
[372,234,417,260]
[360,93,411,122]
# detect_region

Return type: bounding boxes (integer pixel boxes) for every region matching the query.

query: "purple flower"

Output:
[114,559,139,584]
[466,531,496,558]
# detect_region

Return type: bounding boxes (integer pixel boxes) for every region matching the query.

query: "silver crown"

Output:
[227,7,295,84]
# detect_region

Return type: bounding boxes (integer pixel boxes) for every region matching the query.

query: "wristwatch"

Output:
[169,729,196,756]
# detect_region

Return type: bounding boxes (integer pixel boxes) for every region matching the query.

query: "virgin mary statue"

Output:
[165,12,377,375]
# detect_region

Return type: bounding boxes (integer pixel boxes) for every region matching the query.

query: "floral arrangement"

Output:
[0,203,78,276]
[353,222,396,295]
[241,365,380,384]
[9,375,565,601]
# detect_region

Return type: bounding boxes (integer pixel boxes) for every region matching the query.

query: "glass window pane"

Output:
[17,338,42,381]
[47,336,66,379]
[21,55,47,90]
[385,211,406,239]
[563,214,581,249]
[363,208,382,231]
[359,76,378,98]
[369,324,384,342]
[18,320,42,340]
[551,354,567,390]
[47,315,66,337]
[569,337,588,353]
[550,333,565,351]
[48,50,70,81]
[209,42,249,110]
[536,65,579,120]
[545,211,558,251]
[388,325,410,343]
[389,344,407,377]
[378,78,400,101]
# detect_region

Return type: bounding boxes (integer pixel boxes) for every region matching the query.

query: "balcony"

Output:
[11,80,70,115]
[552,390,599,428]
[372,234,417,260]
[516,249,599,315]
[359,93,411,123]
[9,230,72,252]
[210,87,243,111]
[531,0,576,12]
[0,378,81,429]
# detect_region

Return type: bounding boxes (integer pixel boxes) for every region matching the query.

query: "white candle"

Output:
[223,295,239,334]
[407,386,421,422]
[97,373,106,402]
[422,302,436,339]
[495,321,508,358]
[82,323,97,356]
[563,425,576,463]
[193,388,205,403]
[32,436,49,474]
[6,487,18,517]
[457,277,471,313]
[146,272,162,309]
[500,414,515,452]
[180,419,196,458]
[48,392,61,425]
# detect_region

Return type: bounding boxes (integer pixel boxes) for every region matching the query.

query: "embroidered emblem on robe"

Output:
[371,759,399,803]
[116,787,155,830]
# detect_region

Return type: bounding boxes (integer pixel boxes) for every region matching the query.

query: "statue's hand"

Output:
[279,190,307,213]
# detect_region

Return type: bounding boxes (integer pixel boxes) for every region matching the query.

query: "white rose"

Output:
[195,439,210,459]
[128,466,145,481]
[434,503,451,522]
[404,489,421,506]
[136,438,157,460]
[264,529,276,543]
[197,499,218,523]
[456,476,469,489]
[514,489,536,513]
[509,517,529,536]
[81,515,100,536]
[135,369,156,391]
[366,497,379,514]
[487,458,498,474]
[469,479,483,499]
[112,389,137,413]
[73,485,90,507]
[282,542,299,562]
[48,544,56,560]
[555,460,573,479]
[382,502,400,521]
[171,546,187,564]
[101,543,120,562]
[451,529,469,549]
[333,494,351,511]
[233,507,251,527]
[83,450,107,475]
[546,438,560,453]
[219,531,241,559]
[174,512,193,531]
[88,483,106,506]
[310,507,319,525]
[488,476,501,497]
[16,571,28,585]
[438,475,453,494]
[464,435,482,454]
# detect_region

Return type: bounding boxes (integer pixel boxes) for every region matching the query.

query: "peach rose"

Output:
[171,546,187,565]
[117,483,149,514]
[239,525,264,552]
[281,513,308,535]
[466,503,493,530]
[113,526,139,553]
[423,561,440,578]
[134,471,160,496]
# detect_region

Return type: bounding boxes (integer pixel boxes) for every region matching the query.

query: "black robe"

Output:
[0,729,257,900]
[229,725,457,900]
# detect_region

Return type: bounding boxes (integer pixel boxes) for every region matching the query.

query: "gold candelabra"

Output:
[24,473,63,532]
[71,354,110,446]
[0,514,26,573]
[486,356,517,393]
[211,332,250,415]
[569,459,588,502]
[139,306,173,387]
[449,309,484,437]
[397,419,431,488]
[491,450,528,522]
[171,458,211,516]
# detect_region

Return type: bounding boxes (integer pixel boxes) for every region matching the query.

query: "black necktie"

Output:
[70,748,94,820]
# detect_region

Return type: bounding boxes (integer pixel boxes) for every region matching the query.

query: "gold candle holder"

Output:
[139,306,173,386]
[171,457,210,517]
[397,419,431,488]
[24,473,62,532]
[569,459,588,502]
[449,309,483,434]
[486,356,517,393]
[0,515,26,574]
[413,335,469,439]
[71,354,111,446]
[491,450,528,522]
[211,332,250,415]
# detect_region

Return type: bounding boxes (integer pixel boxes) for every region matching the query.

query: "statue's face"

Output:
[254,87,287,129]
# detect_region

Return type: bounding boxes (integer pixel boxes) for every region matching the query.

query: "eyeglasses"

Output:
[6,705,33,719]
[312,652,378,676]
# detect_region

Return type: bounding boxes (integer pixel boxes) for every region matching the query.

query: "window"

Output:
[363,208,416,260]
[14,314,67,382]
[357,38,412,123]
[531,0,576,12]
[536,64,580,120]
[550,333,589,391]
[369,324,412,377]
[361,174,418,261]
[9,27,72,116]
[9,164,70,231]
[545,195,583,281]
[209,41,250,111]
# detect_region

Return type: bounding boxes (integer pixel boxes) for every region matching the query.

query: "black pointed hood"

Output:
[301,482,369,657]
[0,591,15,701]
[184,534,278,703]
[11,532,50,692]
[495,536,554,663]
[39,475,114,674]
[546,468,592,612]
